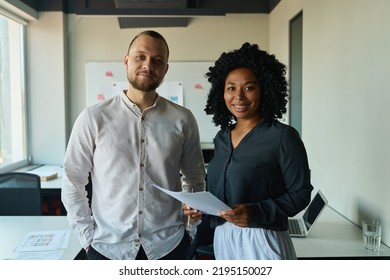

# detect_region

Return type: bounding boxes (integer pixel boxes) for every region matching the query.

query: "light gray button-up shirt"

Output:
[62,92,205,260]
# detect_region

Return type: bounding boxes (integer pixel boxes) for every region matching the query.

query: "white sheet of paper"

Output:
[15,230,70,252]
[153,184,231,216]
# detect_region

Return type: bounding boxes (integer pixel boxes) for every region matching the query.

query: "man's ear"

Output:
[124,54,129,69]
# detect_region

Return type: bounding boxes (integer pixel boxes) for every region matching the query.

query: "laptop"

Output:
[288,190,328,237]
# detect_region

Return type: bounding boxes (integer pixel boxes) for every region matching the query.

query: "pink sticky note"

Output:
[97,93,105,101]
[105,71,113,77]
[194,83,203,89]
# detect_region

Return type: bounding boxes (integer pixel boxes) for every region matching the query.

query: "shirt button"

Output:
[139,211,143,215]
[140,163,144,167]
[139,187,144,191]
[140,139,145,143]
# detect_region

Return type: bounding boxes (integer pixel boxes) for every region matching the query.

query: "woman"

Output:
[202,42,313,260]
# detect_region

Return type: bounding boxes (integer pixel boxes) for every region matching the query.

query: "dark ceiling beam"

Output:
[114,0,187,9]
[76,7,225,17]
[17,0,281,14]
[194,0,276,13]
[16,0,280,28]
[269,0,281,12]
[118,17,189,28]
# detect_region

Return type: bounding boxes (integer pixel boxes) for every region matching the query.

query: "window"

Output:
[0,13,28,172]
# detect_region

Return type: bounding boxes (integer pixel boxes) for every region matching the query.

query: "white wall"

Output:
[304,0,390,246]
[270,0,390,246]
[28,12,66,164]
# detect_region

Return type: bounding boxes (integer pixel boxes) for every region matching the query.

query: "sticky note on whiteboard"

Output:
[194,83,203,89]
[97,93,105,101]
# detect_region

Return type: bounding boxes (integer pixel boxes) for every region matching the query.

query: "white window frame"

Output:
[0,9,29,173]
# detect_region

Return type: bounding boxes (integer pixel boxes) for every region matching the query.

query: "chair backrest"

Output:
[0,172,42,215]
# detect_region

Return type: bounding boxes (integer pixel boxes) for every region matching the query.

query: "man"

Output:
[62,30,205,260]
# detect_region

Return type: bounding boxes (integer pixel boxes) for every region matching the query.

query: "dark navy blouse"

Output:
[207,120,313,231]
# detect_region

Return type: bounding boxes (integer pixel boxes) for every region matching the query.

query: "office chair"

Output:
[0,172,42,215]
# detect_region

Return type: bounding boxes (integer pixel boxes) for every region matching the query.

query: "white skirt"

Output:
[213,222,297,260]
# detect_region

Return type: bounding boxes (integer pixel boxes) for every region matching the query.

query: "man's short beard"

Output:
[129,76,162,92]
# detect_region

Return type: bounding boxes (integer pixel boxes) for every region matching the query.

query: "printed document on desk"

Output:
[8,230,70,260]
[153,184,231,216]
[15,230,70,252]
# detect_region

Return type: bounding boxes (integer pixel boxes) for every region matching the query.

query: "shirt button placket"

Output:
[138,115,146,242]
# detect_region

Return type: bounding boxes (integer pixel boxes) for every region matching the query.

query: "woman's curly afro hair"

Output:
[204,42,288,129]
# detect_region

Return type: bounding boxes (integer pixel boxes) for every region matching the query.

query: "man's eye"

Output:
[152,59,164,65]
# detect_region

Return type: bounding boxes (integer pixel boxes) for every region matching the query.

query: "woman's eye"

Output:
[245,86,256,91]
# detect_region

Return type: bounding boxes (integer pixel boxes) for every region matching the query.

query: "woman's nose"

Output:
[234,89,245,99]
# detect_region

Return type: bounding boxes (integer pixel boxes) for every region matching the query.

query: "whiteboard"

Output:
[85,61,219,143]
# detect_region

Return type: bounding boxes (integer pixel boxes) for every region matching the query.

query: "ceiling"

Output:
[18,0,281,28]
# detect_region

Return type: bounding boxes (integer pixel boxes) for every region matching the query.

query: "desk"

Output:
[196,206,390,260]
[0,216,81,260]
[292,206,390,259]
[27,165,63,190]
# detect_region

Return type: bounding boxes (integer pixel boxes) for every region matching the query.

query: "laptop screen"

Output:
[303,191,327,230]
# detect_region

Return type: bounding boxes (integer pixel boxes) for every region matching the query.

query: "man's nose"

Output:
[142,59,153,71]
